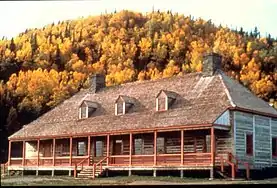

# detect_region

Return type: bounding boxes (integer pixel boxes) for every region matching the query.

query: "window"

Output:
[80,106,87,119]
[134,138,143,155]
[157,137,165,154]
[96,140,103,157]
[156,90,176,111]
[246,134,253,156]
[115,95,134,116]
[157,97,166,111]
[116,101,124,115]
[272,137,277,157]
[77,141,86,156]
[79,100,97,119]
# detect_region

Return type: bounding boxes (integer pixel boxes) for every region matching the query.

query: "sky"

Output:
[0,0,276,39]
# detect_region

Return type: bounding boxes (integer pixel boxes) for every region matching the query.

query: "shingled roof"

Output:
[9,70,277,140]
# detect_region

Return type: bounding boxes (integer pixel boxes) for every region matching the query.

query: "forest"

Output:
[0,10,276,162]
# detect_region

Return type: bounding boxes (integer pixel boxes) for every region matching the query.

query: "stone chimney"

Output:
[202,52,222,77]
[90,74,106,93]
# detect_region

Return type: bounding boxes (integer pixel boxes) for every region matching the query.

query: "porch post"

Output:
[87,136,91,166]
[181,130,184,166]
[210,127,215,180]
[154,130,157,166]
[107,134,110,165]
[8,140,11,166]
[36,139,40,176]
[22,141,26,167]
[37,139,40,166]
[52,138,56,177]
[129,133,132,166]
[69,137,73,166]
[129,133,132,176]
[7,140,11,176]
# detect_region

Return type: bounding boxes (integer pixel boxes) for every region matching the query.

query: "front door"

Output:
[114,140,123,155]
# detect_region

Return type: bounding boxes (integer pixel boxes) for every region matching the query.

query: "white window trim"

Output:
[156,95,168,111]
[165,96,168,111]
[79,106,88,119]
[115,101,125,116]
[122,101,126,115]
[115,103,118,115]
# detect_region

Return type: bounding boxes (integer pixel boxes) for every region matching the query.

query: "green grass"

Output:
[1,175,277,186]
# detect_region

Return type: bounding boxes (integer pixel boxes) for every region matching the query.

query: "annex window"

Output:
[96,140,103,157]
[77,141,86,156]
[272,137,277,157]
[156,90,176,111]
[246,134,253,156]
[115,95,135,116]
[79,100,98,119]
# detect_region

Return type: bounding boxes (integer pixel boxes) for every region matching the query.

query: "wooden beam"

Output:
[129,133,132,166]
[87,136,91,166]
[8,141,11,166]
[9,124,213,141]
[181,130,184,166]
[52,138,56,166]
[94,137,96,157]
[22,141,26,166]
[69,137,72,166]
[154,131,157,166]
[211,127,215,167]
[107,134,110,165]
[37,139,40,167]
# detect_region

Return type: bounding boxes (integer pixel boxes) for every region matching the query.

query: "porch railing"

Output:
[109,152,211,167]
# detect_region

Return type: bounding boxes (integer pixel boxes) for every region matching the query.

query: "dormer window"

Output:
[115,95,135,116]
[156,90,177,111]
[79,100,98,119]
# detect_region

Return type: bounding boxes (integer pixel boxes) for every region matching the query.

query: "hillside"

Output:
[0,10,276,161]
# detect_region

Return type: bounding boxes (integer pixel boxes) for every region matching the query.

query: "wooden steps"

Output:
[76,166,106,179]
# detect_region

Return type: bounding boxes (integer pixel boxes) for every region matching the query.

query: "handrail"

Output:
[74,155,90,178]
[219,154,236,180]
[228,152,250,180]
[92,156,108,179]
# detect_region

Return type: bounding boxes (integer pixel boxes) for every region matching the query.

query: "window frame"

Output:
[272,137,277,157]
[77,141,86,156]
[95,140,103,157]
[245,133,253,156]
[156,96,167,112]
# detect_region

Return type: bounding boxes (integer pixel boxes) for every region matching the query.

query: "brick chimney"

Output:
[90,74,106,93]
[202,52,222,77]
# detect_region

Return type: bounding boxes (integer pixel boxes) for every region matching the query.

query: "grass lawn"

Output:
[1,175,277,186]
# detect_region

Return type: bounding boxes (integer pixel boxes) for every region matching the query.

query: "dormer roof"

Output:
[115,95,135,104]
[80,100,98,109]
[156,90,177,99]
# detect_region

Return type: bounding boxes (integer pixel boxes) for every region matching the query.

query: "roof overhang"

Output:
[9,123,220,141]
[228,106,277,118]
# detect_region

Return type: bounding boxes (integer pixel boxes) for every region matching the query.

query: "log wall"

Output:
[234,111,276,169]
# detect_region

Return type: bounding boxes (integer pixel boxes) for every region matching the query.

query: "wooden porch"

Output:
[8,125,231,179]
